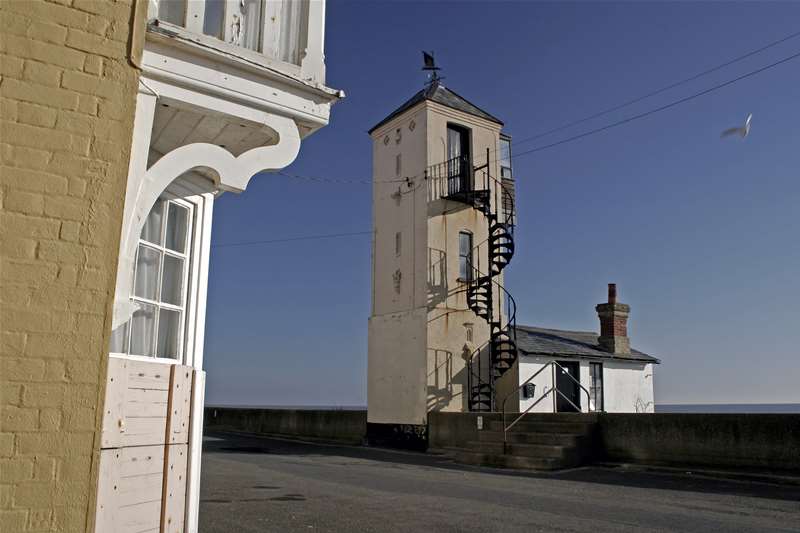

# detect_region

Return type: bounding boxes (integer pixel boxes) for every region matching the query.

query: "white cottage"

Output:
[516,284,659,414]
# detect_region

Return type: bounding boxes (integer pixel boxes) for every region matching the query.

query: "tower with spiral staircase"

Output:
[367,78,519,447]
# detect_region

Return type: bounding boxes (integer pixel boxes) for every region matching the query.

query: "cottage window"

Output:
[110,197,194,361]
[458,231,473,281]
[590,362,604,411]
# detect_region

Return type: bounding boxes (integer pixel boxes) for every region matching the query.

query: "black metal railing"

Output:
[427,155,491,204]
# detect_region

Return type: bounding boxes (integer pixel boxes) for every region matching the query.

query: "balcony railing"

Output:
[152,0,326,83]
[427,155,491,209]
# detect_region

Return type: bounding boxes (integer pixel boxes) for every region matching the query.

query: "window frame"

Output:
[458,230,473,282]
[499,135,512,180]
[110,193,200,365]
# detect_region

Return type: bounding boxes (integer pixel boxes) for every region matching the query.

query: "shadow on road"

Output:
[204,431,800,503]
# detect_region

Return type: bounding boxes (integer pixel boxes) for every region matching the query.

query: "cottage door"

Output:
[555,361,581,413]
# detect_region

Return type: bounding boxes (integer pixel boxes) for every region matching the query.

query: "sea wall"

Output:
[204,407,367,445]
[205,408,800,473]
[598,413,800,472]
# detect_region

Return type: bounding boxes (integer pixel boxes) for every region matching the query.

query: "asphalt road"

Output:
[199,432,800,533]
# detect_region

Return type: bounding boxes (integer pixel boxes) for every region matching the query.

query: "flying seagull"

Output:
[721,113,752,139]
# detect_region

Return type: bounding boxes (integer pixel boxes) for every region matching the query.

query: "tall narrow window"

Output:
[590,362,604,411]
[395,232,402,257]
[499,136,512,179]
[110,198,193,361]
[395,154,402,177]
[458,231,473,281]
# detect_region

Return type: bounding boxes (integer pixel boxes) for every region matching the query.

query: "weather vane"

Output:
[422,51,443,86]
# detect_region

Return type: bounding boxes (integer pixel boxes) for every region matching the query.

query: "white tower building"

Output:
[367,79,517,447]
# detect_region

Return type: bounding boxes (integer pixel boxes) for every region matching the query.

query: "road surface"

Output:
[199,432,799,532]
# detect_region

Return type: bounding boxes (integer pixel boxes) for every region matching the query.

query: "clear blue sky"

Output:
[204,1,800,407]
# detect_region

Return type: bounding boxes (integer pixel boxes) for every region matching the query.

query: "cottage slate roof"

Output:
[368,80,503,134]
[514,325,660,364]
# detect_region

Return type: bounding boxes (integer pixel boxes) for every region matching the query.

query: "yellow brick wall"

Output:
[0,1,142,531]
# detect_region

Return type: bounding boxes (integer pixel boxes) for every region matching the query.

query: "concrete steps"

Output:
[439,414,598,471]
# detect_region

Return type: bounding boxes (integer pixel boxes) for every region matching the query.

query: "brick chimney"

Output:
[596,283,630,355]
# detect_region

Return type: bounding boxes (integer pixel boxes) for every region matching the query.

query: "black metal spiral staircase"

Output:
[429,149,519,412]
[465,210,518,411]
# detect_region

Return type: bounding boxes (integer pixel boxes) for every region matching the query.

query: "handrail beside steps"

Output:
[501,361,598,450]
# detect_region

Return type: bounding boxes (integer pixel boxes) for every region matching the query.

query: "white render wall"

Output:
[368,97,509,422]
[517,355,655,413]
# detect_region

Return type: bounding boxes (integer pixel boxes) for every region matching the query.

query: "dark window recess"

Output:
[458,231,473,281]
[446,124,472,194]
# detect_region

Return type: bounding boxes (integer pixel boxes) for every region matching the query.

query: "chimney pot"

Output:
[608,283,617,304]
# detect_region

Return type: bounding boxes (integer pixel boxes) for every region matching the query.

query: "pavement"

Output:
[199,431,800,532]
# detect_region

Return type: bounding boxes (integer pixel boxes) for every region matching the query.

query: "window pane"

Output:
[159,0,186,26]
[203,0,226,40]
[459,232,472,280]
[459,232,471,256]
[141,200,165,245]
[109,322,129,354]
[240,0,263,51]
[130,303,157,356]
[447,127,462,160]
[165,203,189,253]
[161,254,184,306]
[499,138,511,169]
[157,309,181,359]
[134,245,161,301]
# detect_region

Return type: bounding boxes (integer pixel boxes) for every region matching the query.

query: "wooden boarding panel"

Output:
[166,365,192,445]
[102,358,193,448]
[96,446,165,533]
[161,444,188,533]
[99,358,194,533]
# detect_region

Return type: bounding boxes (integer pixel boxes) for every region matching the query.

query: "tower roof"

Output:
[368,80,503,134]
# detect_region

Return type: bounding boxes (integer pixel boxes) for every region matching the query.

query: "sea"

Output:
[656,403,800,413]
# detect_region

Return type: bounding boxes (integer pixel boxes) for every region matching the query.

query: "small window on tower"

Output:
[458,231,473,281]
[395,232,402,256]
[500,136,512,179]
[395,154,402,177]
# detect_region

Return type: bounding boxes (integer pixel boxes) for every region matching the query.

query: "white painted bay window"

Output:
[155,0,310,66]
[110,197,194,361]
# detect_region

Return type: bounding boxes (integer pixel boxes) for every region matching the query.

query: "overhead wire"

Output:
[495,28,800,155]
[275,46,800,187]
[211,230,372,248]
[215,45,800,249]
[507,48,800,162]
